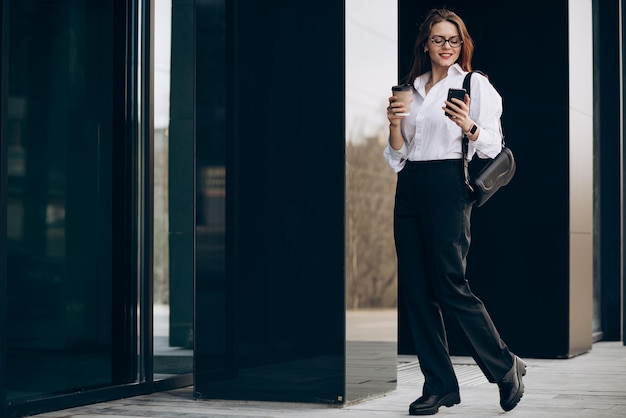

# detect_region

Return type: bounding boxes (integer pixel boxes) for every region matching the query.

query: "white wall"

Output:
[569,0,594,355]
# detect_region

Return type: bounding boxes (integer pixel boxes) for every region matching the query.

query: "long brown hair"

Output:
[405,9,474,84]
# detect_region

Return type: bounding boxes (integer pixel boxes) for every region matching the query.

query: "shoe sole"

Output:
[501,357,526,412]
[409,392,461,416]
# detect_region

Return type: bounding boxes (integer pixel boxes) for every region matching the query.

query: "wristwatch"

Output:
[465,124,478,135]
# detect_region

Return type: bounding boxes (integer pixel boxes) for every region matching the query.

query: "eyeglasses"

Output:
[430,36,463,48]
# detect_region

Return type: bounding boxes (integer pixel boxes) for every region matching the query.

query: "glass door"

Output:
[5,0,139,407]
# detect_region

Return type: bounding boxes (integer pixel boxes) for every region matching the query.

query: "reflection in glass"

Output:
[6,0,123,401]
[193,0,228,387]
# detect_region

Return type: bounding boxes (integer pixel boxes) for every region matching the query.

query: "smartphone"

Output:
[446,88,466,117]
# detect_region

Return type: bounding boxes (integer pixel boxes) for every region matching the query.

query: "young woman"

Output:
[384,9,525,416]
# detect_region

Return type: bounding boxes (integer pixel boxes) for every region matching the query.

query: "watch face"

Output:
[470,124,477,134]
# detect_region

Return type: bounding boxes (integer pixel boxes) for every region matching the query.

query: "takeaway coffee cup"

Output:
[391,85,412,116]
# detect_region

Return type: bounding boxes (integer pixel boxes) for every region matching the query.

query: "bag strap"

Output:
[461,72,474,192]
[460,71,505,192]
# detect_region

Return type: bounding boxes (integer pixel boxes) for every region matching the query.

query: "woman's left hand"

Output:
[443,94,474,133]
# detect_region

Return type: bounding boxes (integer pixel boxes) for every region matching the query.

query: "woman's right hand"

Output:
[387,96,407,128]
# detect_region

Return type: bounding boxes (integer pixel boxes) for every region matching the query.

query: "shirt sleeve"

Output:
[383,141,407,172]
[468,73,504,159]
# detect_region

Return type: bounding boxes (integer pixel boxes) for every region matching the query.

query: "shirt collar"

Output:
[413,63,465,90]
[448,63,464,76]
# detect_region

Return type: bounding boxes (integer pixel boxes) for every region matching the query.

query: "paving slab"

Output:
[34,341,626,418]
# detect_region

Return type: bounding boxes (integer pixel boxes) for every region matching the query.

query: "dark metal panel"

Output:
[1,0,8,414]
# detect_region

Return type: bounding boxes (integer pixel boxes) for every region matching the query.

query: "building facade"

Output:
[1,0,624,417]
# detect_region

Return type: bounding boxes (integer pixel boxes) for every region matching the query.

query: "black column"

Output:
[593,0,621,342]
[194,0,347,403]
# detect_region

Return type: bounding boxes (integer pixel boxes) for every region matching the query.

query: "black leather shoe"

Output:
[409,391,460,415]
[498,355,527,411]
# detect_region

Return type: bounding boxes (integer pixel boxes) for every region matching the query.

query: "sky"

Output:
[154,0,172,129]
[345,0,398,142]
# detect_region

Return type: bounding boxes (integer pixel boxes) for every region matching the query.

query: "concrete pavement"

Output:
[36,341,626,417]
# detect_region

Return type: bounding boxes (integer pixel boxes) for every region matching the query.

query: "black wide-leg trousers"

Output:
[394,159,514,396]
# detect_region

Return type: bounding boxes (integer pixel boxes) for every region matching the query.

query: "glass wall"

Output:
[193,0,229,390]
[6,0,137,403]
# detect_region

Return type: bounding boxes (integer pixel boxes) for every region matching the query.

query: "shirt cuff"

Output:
[471,128,502,159]
[384,143,408,172]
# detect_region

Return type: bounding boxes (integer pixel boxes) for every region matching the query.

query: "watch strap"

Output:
[465,124,477,135]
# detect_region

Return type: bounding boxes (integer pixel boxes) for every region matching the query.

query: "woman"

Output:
[384,9,526,416]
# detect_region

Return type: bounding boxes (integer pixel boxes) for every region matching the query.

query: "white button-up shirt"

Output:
[384,64,503,172]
